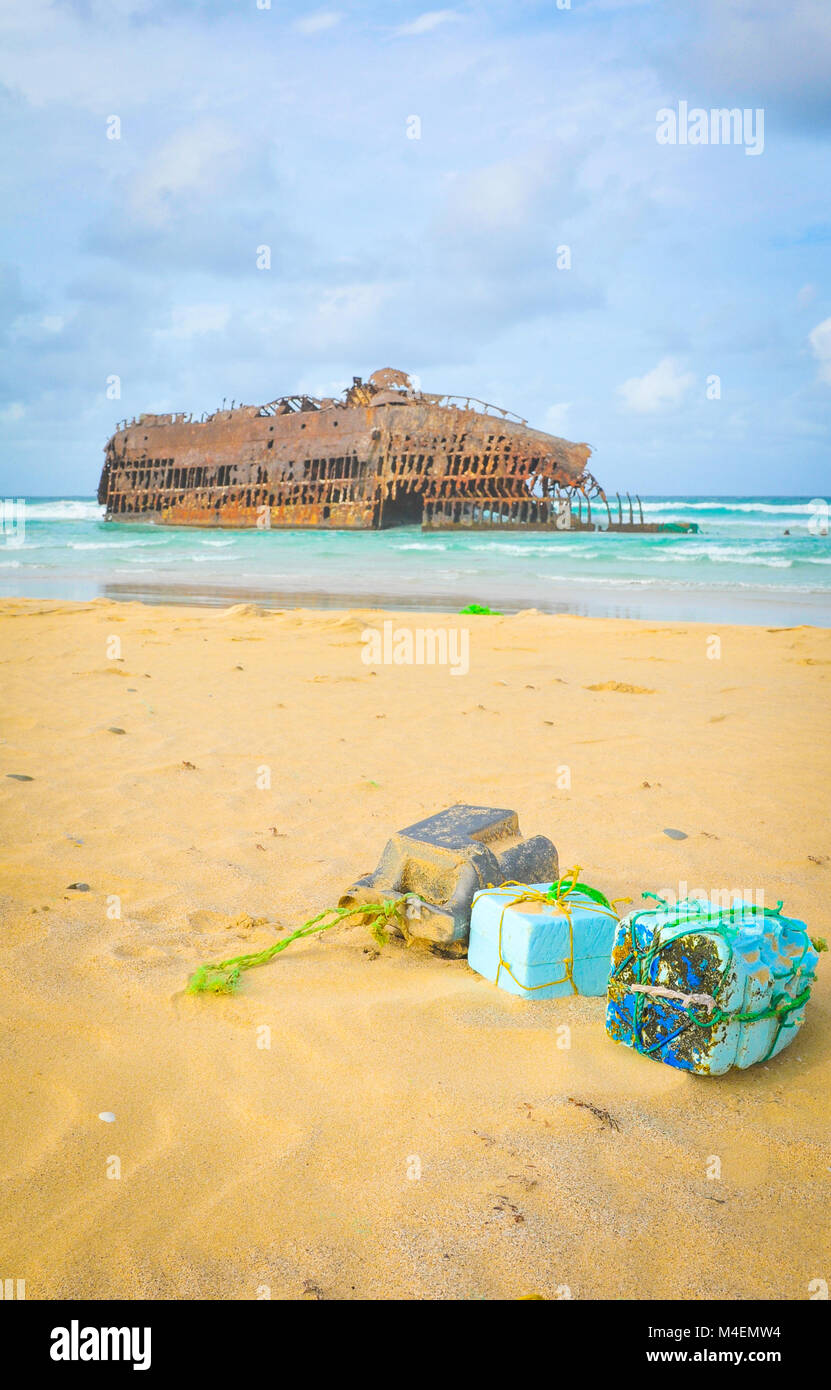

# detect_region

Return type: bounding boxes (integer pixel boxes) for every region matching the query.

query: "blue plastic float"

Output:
[605,895,819,1075]
[468,875,622,999]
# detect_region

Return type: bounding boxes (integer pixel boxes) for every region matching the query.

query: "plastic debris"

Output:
[339,804,558,954]
[468,870,623,998]
[606,895,819,1075]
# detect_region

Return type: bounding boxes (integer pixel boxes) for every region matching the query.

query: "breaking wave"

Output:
[23,499,105,522]
[641,499,826,514]
[2,494,830,624]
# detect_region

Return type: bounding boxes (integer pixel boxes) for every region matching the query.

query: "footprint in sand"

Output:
[584,681,656,694]
[110,941,171,962]
[187,909,270,936]
[107,912,278,980]
[3,914,51,948]
[0,1075,80,1181]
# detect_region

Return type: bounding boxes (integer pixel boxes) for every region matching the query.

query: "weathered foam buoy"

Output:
[606,896,819,1075]
[339,805,558,954]
[468,875,621,998]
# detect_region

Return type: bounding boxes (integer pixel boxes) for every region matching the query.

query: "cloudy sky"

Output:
[1,0,829,496]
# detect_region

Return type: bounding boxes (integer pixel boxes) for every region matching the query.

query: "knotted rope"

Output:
[474,866,628,995]
[609,894,817,1061]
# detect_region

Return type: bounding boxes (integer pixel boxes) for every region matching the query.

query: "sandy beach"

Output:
[1,597,829,1301]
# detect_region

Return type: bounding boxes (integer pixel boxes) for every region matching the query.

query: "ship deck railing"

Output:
[425,394,528,425]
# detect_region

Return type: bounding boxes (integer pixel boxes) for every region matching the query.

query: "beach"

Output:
[1,596,829,1301]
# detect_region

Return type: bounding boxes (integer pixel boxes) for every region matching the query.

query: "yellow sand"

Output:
[0,598,829,1301]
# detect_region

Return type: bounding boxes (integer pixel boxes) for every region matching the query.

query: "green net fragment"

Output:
[187,899,407,995]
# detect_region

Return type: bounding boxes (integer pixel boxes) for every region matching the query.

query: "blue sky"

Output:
[0,0,829,496]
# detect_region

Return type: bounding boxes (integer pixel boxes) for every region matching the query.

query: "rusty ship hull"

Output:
[98,368,694,533]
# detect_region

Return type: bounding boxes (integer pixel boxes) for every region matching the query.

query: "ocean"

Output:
[2,496,830,625]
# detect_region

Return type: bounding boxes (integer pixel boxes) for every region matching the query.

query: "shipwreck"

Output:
[98,368,695,533]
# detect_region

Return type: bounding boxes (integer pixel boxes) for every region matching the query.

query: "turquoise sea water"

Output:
[1,496,830,624]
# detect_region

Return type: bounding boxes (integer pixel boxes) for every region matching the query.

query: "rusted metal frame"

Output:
[101,377,600,531]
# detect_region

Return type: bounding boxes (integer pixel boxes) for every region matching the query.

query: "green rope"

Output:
[547,875,613,910]
[610,898,817,1062]
[187,898,406,995]
[688,985,813,1028]
[642,891,787,923]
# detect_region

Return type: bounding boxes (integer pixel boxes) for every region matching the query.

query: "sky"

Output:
[0,0,829,497]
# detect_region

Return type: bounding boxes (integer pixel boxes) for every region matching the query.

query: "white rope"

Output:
[629,982,716,1011]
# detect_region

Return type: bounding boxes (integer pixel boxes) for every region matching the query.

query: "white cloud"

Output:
[130,122,241,228]
[444,156,542,234]
[797,283,817,307]
[809,316,831,383]
[396,10,460,37]
[669,0,831,132]
[0,402,25,423]
[41,315,64,333]
[293,11,342,35]
[544,403,571,433]
[308,282,390,347]
[163,304,232,339]
[618,357,695,413]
